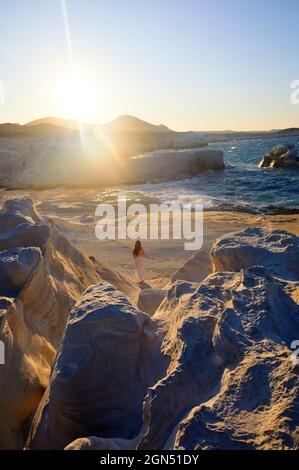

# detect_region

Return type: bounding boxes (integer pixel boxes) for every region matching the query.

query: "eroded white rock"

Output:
[137,288,166,316]
[8,221,299,451]
[140,266,299,450]
[211,227,299,281]
[0,136,224,189]
[0,198,134,449]
[27,283,168,450]
[171,250,212,283]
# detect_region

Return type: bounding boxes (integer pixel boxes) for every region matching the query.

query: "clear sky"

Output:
[1,0,299,131]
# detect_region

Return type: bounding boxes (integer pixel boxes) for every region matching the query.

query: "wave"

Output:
[117,135,299,216]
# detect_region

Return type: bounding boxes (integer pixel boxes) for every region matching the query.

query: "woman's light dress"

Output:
[134,253,145,283]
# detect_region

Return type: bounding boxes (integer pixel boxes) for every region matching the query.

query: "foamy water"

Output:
[122,135,299,214]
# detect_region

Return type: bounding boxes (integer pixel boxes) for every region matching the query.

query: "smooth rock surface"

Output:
[0,135,224,189]
[27,283,168,450]
[28,261,299,450]
[3,211,298,450]
[0,198,135,449]
[137,288,166,316]
[128,148,224,183]
[64,391,153,450]
[0,247,41,296]
[142,266,299,450]
[211,227,299,281]
[171,249,212,283]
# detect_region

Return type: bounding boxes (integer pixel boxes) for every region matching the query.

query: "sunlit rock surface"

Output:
[137,287,166,316]
[0,198,134,449]
[2,203,298,451]
[128,148,224,183]
[143,266,299,450]
[0,136,224,189]
[64,390,154,450]
[259,144,299,169]
[28,230,299,450]
[28,283,168,450]
[211,227,299,281]
[171,249,212,283]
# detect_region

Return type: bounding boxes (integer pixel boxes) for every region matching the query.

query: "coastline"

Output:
[1,187,298,284]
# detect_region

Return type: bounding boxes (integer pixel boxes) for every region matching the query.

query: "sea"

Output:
[127,135,299,214]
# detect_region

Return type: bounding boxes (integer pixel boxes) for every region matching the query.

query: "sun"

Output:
[54,70,98,122]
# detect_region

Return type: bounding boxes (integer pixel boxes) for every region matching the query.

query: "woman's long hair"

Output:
[133,240,142,257]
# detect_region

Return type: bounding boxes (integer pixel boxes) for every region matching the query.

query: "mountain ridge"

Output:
[1,116,298,141]
[25,115,172,134]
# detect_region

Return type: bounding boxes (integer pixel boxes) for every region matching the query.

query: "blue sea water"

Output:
[130,135,299,214]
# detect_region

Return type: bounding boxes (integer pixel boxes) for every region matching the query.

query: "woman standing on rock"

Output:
[133,240,145,285]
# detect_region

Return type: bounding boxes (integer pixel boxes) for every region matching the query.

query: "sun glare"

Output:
[54,70,98,122]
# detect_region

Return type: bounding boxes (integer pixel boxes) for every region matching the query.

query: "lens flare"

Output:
[54,70,98,122]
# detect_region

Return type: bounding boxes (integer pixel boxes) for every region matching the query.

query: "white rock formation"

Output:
[0,148,26,187]
[144,266,299,450]
[211,227,299,281]
[129,148,224,183]
[64,392,153,450]
[137,288,166,316]
[27,283,168,450]
[0,198,135,449]
[0,136,224,189]
[171,249,212,283]
[28,254,299,450]
[2,210,298,450]
[259,144,299,169]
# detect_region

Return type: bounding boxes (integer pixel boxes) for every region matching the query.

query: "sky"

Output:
[0,0,299,131]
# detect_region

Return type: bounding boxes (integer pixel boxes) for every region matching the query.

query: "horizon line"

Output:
[0,114,298,134]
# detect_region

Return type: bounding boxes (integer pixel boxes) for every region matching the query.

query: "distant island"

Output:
[201,127,299,143]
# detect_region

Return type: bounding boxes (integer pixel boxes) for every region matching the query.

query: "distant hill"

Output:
[26,116,81,130]
[201,127,299,143]
[101,115,171,133]
[0,115,205,159]
[0,123,25,135]
[2,115,299,138]
[274,127,299,135]
[0,121,77,137]
[26,115,172,134]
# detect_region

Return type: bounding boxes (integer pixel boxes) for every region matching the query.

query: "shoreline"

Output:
[1,191,299,450]
[2,187,299,216]
[1,187,299,284]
